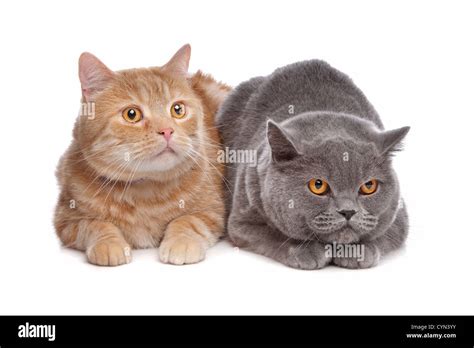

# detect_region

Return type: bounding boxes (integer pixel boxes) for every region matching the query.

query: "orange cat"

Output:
[54,45,230,266]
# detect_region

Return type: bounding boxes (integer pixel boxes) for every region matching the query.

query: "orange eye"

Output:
[308,178,329,195]
[359,179,378,195]
[122,107,142,123]
[171,102,186,119]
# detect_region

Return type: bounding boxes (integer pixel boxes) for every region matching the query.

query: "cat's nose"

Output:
[158,127,174,142]
[338,209,356,220]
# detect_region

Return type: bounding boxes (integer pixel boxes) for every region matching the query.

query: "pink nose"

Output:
[158,127,174,142]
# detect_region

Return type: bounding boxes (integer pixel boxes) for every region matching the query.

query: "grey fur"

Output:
[217,60,409,270]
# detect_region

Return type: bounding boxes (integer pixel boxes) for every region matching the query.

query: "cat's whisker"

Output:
[173,133,223,149]
[195,134,225,148]
[182,151,216,189]
[119,156,146,202]
[68,147,129,165]
[183,146,233,193]
[200,123,227,131]
[91,151,143,198]
[294,238,310,253]
[174,141,227,164]
[80,155,132,195]
[180,142,234,170]
[275,236,293,255]
[69,143,152,165]
[185,144,228,168]
[103,159,136,204]
[92,161,129,198]
[67,140,146,161]
[195,141,223,150]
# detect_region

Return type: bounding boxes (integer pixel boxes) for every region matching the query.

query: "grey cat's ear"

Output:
[379,126,410,156]
[162,44,191,76]
[267,120,300,162]
[79,52,115,101]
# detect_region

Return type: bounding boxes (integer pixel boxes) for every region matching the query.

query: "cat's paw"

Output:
[332,244,380,269]
[159,235,206,265]
[86,239,132,266]
[284,242,330,270]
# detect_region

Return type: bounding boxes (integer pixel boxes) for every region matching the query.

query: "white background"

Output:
[1,0,473,315]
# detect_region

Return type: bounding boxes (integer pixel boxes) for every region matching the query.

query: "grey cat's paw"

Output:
[332,244,380,269]
[283,242,331,270]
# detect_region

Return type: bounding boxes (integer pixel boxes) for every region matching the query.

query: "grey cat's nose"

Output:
[338,210,356,220]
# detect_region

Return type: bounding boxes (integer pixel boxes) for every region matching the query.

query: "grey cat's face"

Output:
[261,114,408,244]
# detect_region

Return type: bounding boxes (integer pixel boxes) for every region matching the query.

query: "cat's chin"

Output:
[140,151,184,173]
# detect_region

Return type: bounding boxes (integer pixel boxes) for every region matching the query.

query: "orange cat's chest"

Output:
[92,188,195,248]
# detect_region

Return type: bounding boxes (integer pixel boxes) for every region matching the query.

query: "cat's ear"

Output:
[266,120,300,162]
[379,126,410,156]
[78,52,115,101]
[162,44,191,76]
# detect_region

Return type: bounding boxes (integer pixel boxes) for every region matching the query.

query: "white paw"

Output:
[86,239,132,266]
[159,236,206,265]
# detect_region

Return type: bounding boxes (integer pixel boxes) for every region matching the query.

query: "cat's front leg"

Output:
[58,219,132,266]
[229,212,331,270]
[332,243,381,269]
[159,211,223,265]
[282,240,331,270]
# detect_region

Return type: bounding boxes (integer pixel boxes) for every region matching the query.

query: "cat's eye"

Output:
[308,178,329,195]
[122,107,143,123]
[170,102,186,119]
[359,179,378,195]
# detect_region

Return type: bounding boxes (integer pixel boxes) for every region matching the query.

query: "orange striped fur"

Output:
[54,45,231,266]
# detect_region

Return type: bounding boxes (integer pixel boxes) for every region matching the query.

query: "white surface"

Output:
[1,0,473,315]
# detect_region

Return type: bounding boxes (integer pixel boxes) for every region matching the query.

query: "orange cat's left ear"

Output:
[162,44,191,76]
[79,52,115,102]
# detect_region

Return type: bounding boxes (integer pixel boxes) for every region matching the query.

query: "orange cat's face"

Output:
[76,45,205,182]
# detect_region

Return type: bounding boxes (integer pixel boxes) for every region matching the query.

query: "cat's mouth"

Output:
[152,147,176,158]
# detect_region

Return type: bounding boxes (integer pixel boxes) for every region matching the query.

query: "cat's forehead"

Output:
[294,137,381,189]
[318,138,376,158]
[284,113,379,163]
[107,68,193,105]
[306,138,377,166]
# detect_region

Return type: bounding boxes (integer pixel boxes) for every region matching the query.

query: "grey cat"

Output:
[217,60,409,269]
